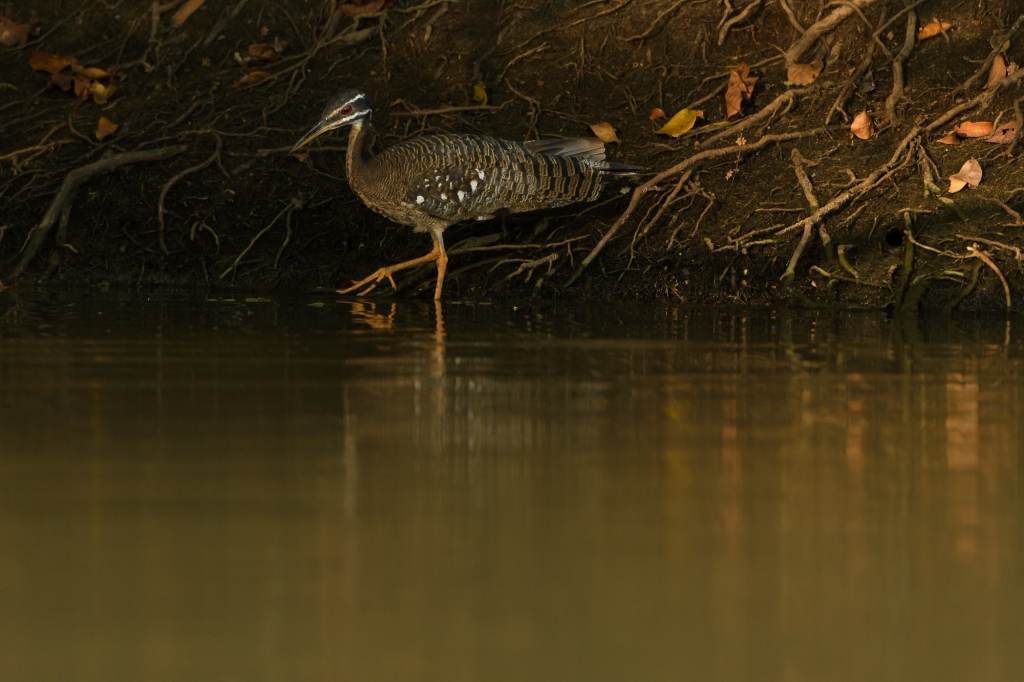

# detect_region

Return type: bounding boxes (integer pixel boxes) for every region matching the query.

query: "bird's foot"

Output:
[337,268,399,296]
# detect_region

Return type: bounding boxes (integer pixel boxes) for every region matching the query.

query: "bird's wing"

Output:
[396,135,606,222]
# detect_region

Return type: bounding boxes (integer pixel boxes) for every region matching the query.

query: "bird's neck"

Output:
[346,119,370,184]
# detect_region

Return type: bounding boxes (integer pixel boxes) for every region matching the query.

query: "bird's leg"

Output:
[337,236,442,296]
[433,231,448,301]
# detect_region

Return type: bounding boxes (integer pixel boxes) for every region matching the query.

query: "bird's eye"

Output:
[341,105,353,115]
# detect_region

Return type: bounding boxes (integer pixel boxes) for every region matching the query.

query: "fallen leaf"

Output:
[471,81,487,106]
[654,108,703,137]
[589,122,621,144]
[88,81,116,104]
[917,20,952,41]
[29,50,79,74]
[338,0,393,17]
[0,14,32,47]
[985,121,1018,143]
[948,158,982,193]
[170,0,205,27]
[787,60,823,86]
[201,57,212,67]
[71,63,110,79]
[649,107,667,121]
[231,71,271,88]
[95,116,118,141]
[985,53,1007,88]
[851,111,873,140]
[937,131,961,145]
[955,120,994,138]
[74,76,92,99]
[725,63,758,118]
[247,43,276,60]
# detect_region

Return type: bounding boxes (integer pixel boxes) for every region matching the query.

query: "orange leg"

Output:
[338,232,450,299]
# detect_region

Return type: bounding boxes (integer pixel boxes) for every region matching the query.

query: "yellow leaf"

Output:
[472,81,487,106]
[88,81,115,104]
[654,109,704,137]
[95,116,118,141]
[589,122,621,144]
[72,63,110,79]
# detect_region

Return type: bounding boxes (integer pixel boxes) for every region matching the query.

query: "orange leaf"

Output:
[948,158,982,193]
[0,14,32,47]
[936,131,960,145]
[72,63,110,79]
[955,121,993,138]
[231,71,272,88]
[170,0,206,27]
[589,122,621,144]
[851,111,873,140]
[985,121,1018,144]
[29,50,79,74]
[95,116,118,141]
[917,20,952,41]
[725,63,758,118]
[985,54,1007,89]
[649,107,667,121]
[787,60,823,86]
[338,0,393,17]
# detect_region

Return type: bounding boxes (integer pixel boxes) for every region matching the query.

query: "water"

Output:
[1,291,1022,681]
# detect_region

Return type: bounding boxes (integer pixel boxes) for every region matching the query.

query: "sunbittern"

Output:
[292,88,641,299]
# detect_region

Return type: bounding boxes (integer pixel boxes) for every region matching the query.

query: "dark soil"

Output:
[2,0,1023,312]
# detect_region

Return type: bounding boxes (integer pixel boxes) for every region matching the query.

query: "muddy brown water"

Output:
[0,291,1022,681]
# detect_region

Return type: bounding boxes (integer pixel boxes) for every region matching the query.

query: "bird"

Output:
[291,88,642,300]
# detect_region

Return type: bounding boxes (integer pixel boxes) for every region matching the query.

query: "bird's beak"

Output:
[291,120,335,153]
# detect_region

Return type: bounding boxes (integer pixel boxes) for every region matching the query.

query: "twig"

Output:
[718,0,762,46]
[7,146,188,280]
[977,195,1023,226]
[699,87,814,148]
[220,197,303,279]
[825,5,887,124]
[786,0,880,64]
[885,9,917,125]
[389,105,499,117]
[967,246,1012,312]
[203,0,251,46]
[925,64,1024,133]
[565,129,827,286]
[952,13,1024,99]
[157,135,223,253]
[623,0,689,41]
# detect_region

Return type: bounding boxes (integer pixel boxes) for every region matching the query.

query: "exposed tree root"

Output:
[157,134,224,254]
[785,0,880,64]
[7,146,188,281]
[885,9,917,126]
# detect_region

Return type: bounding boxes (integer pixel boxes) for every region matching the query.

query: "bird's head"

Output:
[291,89,373,152]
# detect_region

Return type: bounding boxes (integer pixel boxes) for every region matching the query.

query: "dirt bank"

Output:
[1,0,1023,312]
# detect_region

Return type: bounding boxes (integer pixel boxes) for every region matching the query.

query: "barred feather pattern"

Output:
[353,134,611,232]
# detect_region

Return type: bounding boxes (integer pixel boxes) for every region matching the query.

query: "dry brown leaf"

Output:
[725,63,758,118]
[88,81,115,104]
[917,20,952,41]
[170,0,206,27]
[654,109,704,137]
[71,63,110,79]
[985,54,1007,88]
[649,107,667,121]
[589,122,621,144]
[948,158,982,193]
[955,121,994,138]
[937,131,961,145]
[29,50,79,74]
[0,14,32,47]
[95,116,118,141]
[851,111,873,140]
[231,71,272,88]
[985,121,1019,143]
[338,0,393,17]
[787,60,823,86]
